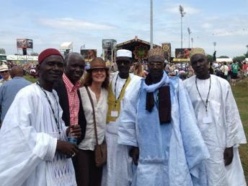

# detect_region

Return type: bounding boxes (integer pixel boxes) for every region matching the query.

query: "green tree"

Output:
[233,56,245,63]
[206,54,213,62]
[30,52,39,56]
[219,56,229,58]
[0,48,6,54]
[244,52,248,58]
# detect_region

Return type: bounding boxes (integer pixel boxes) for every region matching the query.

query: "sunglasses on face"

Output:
[117,60,130,65]
[149,62,164,68]
[0,71,9,73]
[92,68,106,73]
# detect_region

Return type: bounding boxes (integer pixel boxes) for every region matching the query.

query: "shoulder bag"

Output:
[85,86,107,167]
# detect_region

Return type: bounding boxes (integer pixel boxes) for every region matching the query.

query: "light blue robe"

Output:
[118,75,209,186]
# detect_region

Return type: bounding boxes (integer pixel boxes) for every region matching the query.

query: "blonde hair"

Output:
[133,62,146,77]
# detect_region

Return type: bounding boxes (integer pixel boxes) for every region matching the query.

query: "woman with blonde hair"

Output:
[132,62,147,77]
[75,57,109,186]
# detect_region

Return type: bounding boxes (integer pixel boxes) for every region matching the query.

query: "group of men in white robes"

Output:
[0,47,246,186]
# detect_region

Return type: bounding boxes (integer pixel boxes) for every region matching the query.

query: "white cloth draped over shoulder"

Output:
[118,73,210,186]
[183,75,247,186]
[0,84,76,186]
[101,72,142,186]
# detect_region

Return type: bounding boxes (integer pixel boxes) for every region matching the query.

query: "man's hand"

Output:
[56,140,79,158]
[66,124,81,139]
[224,147,233,166]
[129,147,139,165]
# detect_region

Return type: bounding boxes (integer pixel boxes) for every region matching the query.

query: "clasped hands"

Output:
[57,125,81,158]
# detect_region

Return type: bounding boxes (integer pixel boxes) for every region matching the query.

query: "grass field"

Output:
[232,78,248,178]
[24,74,37,83]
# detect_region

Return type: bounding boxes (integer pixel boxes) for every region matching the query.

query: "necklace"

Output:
[36,81,61,134]
[195,76,211,112]
[114,75,129,101]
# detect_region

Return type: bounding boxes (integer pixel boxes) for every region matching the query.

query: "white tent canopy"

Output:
[216,58,233,63]
[7,55,38,61]
[60,42,73,51]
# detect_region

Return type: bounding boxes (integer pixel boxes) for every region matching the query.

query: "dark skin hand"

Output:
[66,124,81,138]
[129,147,139,165]
[56,140,79,158]
[224,146,234,166]
[56,125,81,158]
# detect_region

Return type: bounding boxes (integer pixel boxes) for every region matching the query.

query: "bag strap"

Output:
[85,86,99,145]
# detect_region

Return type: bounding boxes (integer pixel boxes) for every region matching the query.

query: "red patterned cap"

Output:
[38,48,63,64]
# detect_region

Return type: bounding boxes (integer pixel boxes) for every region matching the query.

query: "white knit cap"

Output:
[116,49,132,58]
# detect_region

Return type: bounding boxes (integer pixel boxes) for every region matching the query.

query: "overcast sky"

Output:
[1,0,248,58]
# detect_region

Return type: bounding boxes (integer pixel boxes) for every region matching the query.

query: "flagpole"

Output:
[150,0,153,49]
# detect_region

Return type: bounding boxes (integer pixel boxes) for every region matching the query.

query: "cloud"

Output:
[201,23,213,29]
[39,18,116,31]
[212,28,248,37]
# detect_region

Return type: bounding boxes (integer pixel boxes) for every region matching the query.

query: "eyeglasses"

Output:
[149,62,164,68]
[0,71,9,73]
[116,60,131,65]
[92,68,106,73]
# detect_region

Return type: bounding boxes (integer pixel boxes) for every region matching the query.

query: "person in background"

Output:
[0,48,81,186]
[0,63,11,86]
[220,62,229,80]
[242,62,248,77]
[183,48,247,186]
[231,61,239,79]
[101,49,141,186]
[118,48,208,186]
[0,65,31,125]
[77,57,109,186]
[209,62,214,74]
[53,52,87,185]
[132,62,147,78]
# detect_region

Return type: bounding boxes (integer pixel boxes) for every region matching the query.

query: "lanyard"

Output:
[36,82,61,134]
[114,75,129,102]
[195,77,211,112]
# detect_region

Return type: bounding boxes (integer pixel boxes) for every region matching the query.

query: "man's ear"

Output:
[63,64,66,72]
[36,64,40,75]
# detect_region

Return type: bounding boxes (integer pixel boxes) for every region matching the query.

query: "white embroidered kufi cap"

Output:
[116,49,132,58]
[190,48,206,58]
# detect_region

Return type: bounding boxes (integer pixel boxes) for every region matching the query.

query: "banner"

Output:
[17,39,33,49]
[80,49,97,62]
[162,43,171,62]
[133,45,148,60]
[175,48,191,59]
[102,39,117,49]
